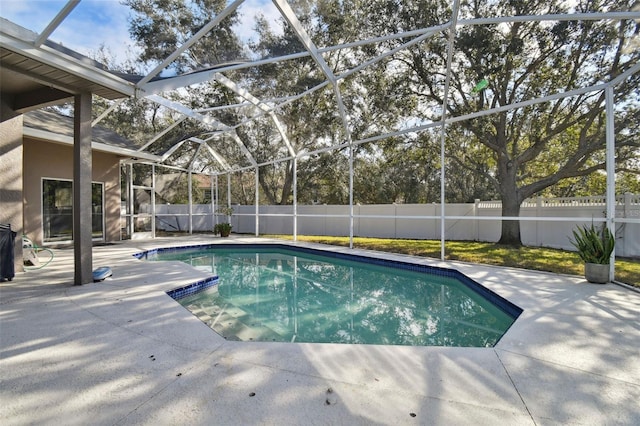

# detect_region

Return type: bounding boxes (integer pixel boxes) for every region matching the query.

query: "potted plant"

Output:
[569,224,614,284]
[213,222,232,237]
[213,205,233,237]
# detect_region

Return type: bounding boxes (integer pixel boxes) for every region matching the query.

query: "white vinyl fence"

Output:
[149,194,639,258]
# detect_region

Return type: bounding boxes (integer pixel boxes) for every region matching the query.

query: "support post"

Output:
[293,157,298,241]
[438,0,461,261]
[349,143,354,249]
[255,167,259,236]
[214,175,219,226]
[188,170,193,234]
[227,172,231,223]
[73,92,93,285]
[151,164,156,238]
[605,86,616,281]
[210,175,215,231]
[127,163,134,238]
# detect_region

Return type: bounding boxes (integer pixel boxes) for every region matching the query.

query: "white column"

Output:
[605,86,616,281]
[293,157,298,241]
[255,167,259,236]
[128,163,134,238]
[188,170,193,234]
[151,164,156,238]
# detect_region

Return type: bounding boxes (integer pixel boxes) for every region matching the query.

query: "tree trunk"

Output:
[280,160,293,204]
[498,196,522,246]
[496,150,523,247]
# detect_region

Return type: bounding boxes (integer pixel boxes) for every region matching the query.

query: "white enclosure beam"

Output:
[213,73,271,113]
[269,112,296,156]
[138,24,446,95]
[213,72,296,156]
[146,94,257,166]
[134,11,640,94]
[138,117,187,152]
[272,0,336,84]
[231,133,258,166]
[160,139,187,162]
[92,98,125,126]
[293,157,298,241]
[202,142,232,171]
[139,52,309,95]
[605,87,616,281]
[458,11,640,27]
[145,94,221,128]
[255,167,259,236]
[188,142,204,171]
[274,0,356,242]
[608,61,640,88]
[188,170,194,234]
[197,101,253,112]
[272,0,352,141]
[34,0,80,47]
[439,0,462,261]
[136,0,245,86]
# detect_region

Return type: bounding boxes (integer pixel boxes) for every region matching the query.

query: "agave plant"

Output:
[569,224,615,264]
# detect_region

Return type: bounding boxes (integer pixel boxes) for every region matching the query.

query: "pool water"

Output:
[142,245,520,347]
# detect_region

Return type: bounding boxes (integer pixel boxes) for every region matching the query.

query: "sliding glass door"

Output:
[42,179,104,243]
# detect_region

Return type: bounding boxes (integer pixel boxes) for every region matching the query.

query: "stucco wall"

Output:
[0,105,24,273]
[23,138,122,245]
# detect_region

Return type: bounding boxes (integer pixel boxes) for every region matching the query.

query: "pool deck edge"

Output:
[1,236,639,425]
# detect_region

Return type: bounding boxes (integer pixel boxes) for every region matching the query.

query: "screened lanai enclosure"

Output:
[2,0,639,282]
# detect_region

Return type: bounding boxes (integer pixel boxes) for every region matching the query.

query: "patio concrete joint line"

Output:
[494,349,538,426]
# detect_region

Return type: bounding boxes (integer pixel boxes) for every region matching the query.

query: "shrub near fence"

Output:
[150,194,639,258]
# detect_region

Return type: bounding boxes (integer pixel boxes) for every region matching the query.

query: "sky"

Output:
[0,0,281,67]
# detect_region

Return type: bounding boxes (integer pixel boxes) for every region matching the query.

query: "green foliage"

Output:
[569,224,615,264]
[265,235,639,287]
[125,0,242,72]
[112,0,639,247]
[161,175,206,204]
[371,0,640,244]
[213,222,232,236]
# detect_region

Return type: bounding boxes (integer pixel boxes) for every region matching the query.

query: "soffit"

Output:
[0,18,135,113]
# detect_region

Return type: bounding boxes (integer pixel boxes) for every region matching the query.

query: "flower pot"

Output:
[584,263,610,284]
[213,223,232,237]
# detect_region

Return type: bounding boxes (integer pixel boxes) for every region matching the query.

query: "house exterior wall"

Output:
[23,137,122,245]
[0,104,24,273]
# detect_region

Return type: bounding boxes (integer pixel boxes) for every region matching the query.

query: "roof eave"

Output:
[0,19,136,99]
[24,127,162,162]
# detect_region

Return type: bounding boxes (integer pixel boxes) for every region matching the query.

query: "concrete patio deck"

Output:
[1,236,639,425]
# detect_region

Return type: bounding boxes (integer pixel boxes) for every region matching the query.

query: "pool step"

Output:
[189,302,288,342]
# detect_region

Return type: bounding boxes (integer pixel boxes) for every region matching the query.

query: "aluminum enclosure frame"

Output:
[2,1,639,283]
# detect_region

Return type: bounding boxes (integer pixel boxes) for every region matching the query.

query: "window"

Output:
[42,179,104,242]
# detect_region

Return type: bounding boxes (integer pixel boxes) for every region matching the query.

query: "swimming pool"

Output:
[137,244,521,347]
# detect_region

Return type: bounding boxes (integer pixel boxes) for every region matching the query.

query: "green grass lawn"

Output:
[264,235,640,287]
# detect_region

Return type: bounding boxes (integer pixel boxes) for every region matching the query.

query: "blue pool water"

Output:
[138,244,521,347]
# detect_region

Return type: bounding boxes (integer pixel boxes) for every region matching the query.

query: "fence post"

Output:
[536,196,542,247]
[394,203,398,239]
[623,192,632,257]
[474,199,480,241]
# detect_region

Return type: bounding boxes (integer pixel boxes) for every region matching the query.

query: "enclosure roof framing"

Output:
[135,0,245,87]
[2,3,638,176]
